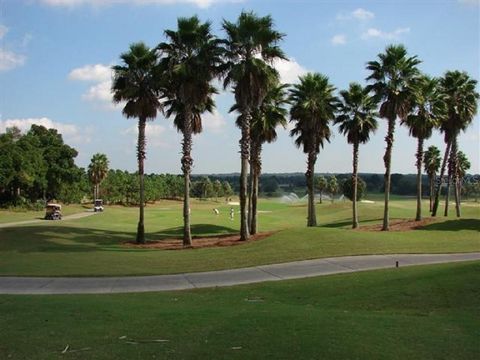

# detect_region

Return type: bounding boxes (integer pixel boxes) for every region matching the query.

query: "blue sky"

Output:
[1,0,479,175]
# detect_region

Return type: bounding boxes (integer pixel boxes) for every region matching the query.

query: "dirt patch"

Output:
[123,231,276,250]
[358,217,438,232]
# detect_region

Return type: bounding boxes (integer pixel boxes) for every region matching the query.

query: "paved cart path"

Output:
[1,252,479,295]
[0,212,96,228]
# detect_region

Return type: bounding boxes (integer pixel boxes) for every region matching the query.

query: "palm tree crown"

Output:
[335,82,378,145]
[289,73,337,153]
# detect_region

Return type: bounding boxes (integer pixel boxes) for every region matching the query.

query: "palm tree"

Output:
[335,82,378,228]
[328,175,339,204]
[289,73,338,226]
[315,175,327,204]
[249,82,289,234]
[432,71,479,217]
[423,145,442,212]
[402,76,444,221]
[223,11,286,240]
[456,151,471,211]
[158,16,224,247]
[112,42,162,244]
[87,153,109,201]
[366,44,421,230]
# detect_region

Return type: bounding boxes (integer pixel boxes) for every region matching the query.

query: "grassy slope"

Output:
[0,261,478,359]
[0,204,88,223]
[0,198,478,276]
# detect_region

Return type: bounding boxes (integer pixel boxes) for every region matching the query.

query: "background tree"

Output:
[248,82,288,234]
[223,11,285,240]
[342,176,367,202]
[222,181,234,201]
[213,180,224,201]
[423,145,442,212]
[289,73,337,226]
[328,175,339,203]
[315,175,327,204]
[335,82,378,228]
[366,44,420,230]
[432,71,478,217]
[402,76,444,221]
[158,16,223,246]
[456,151,471,205]
[112,42,162,244]
[87,153,109,201]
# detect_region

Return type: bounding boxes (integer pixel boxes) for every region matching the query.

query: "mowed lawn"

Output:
[0,198,479,276]
[0,261,479,359]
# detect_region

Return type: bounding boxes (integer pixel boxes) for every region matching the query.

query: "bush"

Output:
[342,176,367,201]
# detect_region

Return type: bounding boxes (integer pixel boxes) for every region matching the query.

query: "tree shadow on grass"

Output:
[0,223,238,254]
[321,218,383,229]
[416,219,480,232]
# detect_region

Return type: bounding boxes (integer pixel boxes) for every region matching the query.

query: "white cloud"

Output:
[0,24,8,39]
[331,34,347,46]
[0,49,26,72]
[69,64,119,109]
[0,117,91,144]
[68,64,111,82]
[337,8,375,21]
[39,0,242,8]
[361,27,410,40]
[202,110,226,133]
[123,123,169,148]
[272,57,309,85]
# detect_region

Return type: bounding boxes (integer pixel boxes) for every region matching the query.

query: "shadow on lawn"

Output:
[417,219,480,232]
[0,223,237,254]
[321,218,383,228]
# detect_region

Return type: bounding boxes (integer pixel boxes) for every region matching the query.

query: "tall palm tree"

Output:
[402,76,444,221]
[366,44,421,230]
[223,11,286,240]
[335,82,378,228]
[432,71,479,217]
[315,175,327,204]
[456,150,471,211]
[423,145,442,212]
[112,42,162,244]
[158,16,224,247]
[249,82,289,234]
[87,153,109,201]
[289,73,338,227]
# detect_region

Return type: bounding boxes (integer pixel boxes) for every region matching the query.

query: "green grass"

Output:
[0,204,87,223]
[0,261,478,359]
[0,198,478,276]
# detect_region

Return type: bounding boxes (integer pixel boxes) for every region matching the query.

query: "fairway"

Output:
[1,261,478,359]
[0,198,478,276]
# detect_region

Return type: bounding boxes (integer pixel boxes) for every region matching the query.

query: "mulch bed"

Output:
[358,217,438,232]
[123,231,276,250]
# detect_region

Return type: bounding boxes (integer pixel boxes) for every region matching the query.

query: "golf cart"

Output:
[94,199,104,212]
[45,203,62,220]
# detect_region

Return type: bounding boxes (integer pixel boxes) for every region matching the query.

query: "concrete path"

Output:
[0,212,96,228]
[1,252,479,295]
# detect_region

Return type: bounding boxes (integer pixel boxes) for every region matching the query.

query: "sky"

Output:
[0,0,479,175]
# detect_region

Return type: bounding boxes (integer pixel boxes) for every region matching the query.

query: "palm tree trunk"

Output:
[136,117,146,244]
[247,161,253,232]
[239,110,251,241]
[432,140,451,217]
[352,141,359,229]
[382,116,396,231]
[429,174,434,212]
[306,148,317,227]
[451,137,461,217]
[251,142,261,235]
[444,139,456,217]
[415,138,424,221]
[182,111,193,247]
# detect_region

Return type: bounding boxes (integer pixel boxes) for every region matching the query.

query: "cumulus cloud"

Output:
[361,27,410,40]
[0,24,27,72]
[0,117,91,144]
[69,63,119,109]
[331,34,347,46]
[39,0,242,8]
[272,57,309,84]
[337,8,375,21]
[68,64,111,82]
[123,123,170,148]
